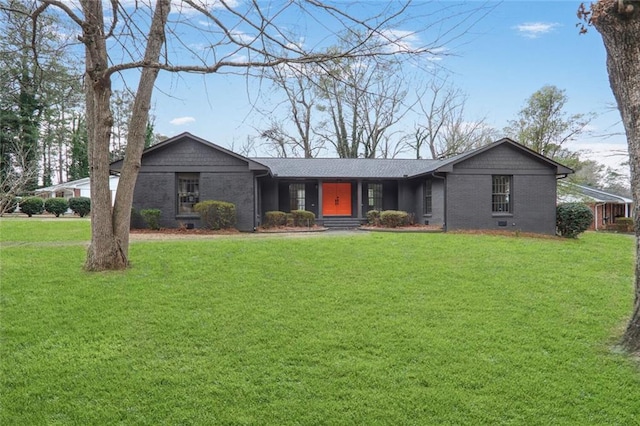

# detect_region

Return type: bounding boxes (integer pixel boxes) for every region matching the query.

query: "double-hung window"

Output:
[289,183,305,211]
[492,175,511,213]
[367,183,383,211]
[177,173,200,215]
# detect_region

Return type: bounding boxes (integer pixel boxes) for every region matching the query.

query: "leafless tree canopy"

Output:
[5,0,496,271]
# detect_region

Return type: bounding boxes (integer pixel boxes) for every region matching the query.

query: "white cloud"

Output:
[170,116,196,126]
[379,29,422,53]
[229,30,255,45]
[171,0,240,16]
[514,22,560,39]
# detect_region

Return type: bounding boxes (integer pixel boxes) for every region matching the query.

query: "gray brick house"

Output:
[110,132,572,234]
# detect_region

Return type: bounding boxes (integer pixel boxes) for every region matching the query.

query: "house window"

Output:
[367,183,383,211]
[177,173,200,215]
[289,183,305,211]
[424,180,432,215]
[492,175,511,213]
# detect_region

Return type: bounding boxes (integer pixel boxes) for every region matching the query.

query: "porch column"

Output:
[356,179,363,219]
[317,180,323,219]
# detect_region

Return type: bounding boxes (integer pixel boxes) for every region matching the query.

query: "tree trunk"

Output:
[112,0,170,260]
[82,0,170,271]
[82,0,127,271]
[592,0,640,352]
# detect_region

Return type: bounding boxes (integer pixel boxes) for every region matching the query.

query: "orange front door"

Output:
[323,183,352,216]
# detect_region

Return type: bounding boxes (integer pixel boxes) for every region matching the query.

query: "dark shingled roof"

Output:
[251,138,574,178]
[249,157,445,179]
[560,182,632,204]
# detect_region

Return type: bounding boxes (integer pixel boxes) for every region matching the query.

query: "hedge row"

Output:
[367,209,411,228]
[263,210,316,228]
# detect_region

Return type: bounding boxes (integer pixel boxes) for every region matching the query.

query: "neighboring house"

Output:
[558,182,633,230]
[110,132,573,234]
[35,175,120,205]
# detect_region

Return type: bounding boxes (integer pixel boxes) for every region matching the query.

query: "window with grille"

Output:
[492,175,511,213]
[289,183,305,211]
[177,173,200,214]
[424,180,432,215]
[367,183,383,211]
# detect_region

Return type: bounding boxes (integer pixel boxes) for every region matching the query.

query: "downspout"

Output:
[253,170,270,231]
[431,172,446,231]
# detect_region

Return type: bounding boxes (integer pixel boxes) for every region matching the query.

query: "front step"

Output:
[319,217,365,229]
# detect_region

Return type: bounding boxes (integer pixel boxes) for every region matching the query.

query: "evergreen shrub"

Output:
[290,210,315,227]
[367,210,381,226]
[264,211,287,228]
[44,198,69,217]
[380,210,409,228]
[68,197,91,217]
[20,197,44,217]
[556,203,593,238]
[615,217,634,233]
[194,200,237,230]
[140,208,162,230]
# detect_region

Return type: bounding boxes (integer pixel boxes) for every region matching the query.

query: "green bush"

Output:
[367,209,381,226]
[380,210,409,228]
[290,210,315,227]
[44,197,69,217]
[194,200,237,230]
[615,217,634,233]
[556,203,593,238]
[19,197,44,217]
[68,197,91,217]
[264,211,287,228]
[140,208,162,230]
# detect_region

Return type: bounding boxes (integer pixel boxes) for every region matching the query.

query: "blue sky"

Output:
[144,1,627,173]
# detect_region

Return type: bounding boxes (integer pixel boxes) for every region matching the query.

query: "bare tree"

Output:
[15,0,488,270]
[408,77,494,159]
[315,47,412,158]
[0,139,38,214]
[584,0,640,352]
[259,63,323,158]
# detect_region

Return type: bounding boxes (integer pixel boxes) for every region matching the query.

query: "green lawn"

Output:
[1,218,639,424]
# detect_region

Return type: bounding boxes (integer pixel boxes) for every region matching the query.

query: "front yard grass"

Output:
[1,219,639,424]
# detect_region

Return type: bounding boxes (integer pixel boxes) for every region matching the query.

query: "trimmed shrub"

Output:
[264,211,287,228]
[380,210,409,228]
[290,210,315,227]
[556,203,593,238]
[194,200,237,230]
[615,217,634,233]
[19,197,44,217]
[68,197,91,217]
[44,197,69,217]
[367,209,381,226]
[285,213,294,226]
[140,208,162,230]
